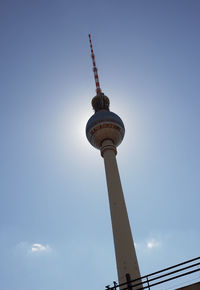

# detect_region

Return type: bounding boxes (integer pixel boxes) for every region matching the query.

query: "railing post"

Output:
[126,273,132,290]
[146,276,150,290]
[113,281,117,290]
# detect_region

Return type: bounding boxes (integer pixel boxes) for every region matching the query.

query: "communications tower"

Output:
[86,34,141,287]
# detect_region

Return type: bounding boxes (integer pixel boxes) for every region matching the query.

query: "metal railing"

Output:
[105,257,200,290]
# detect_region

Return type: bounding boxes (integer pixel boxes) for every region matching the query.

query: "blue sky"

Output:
[0,0,200,289]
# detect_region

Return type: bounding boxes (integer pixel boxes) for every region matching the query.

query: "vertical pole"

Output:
[126,273,133,290]
[146,276,150,290]
[113,281,117,290]
[101,140,141,288]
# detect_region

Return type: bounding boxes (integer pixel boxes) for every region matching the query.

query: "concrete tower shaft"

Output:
[101,140,141,285]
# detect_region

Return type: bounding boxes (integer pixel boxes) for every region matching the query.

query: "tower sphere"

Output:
[86,109,125,150]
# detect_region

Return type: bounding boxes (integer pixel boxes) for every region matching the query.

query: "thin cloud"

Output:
[16,242,52,255]
[146,239,160,249]
[31,243,51,253]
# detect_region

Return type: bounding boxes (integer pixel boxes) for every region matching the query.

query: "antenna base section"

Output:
[92,92,110,112]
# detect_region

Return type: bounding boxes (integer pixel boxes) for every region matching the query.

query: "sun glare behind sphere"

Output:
[110,95,140,155]
[56,94,97,166]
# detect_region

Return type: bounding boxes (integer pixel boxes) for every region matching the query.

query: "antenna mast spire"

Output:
[88,34,102,95]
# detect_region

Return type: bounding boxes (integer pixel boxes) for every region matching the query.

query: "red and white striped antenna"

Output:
[88,34,102,95]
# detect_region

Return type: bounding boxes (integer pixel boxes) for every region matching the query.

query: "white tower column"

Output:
[101,140,141,286]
